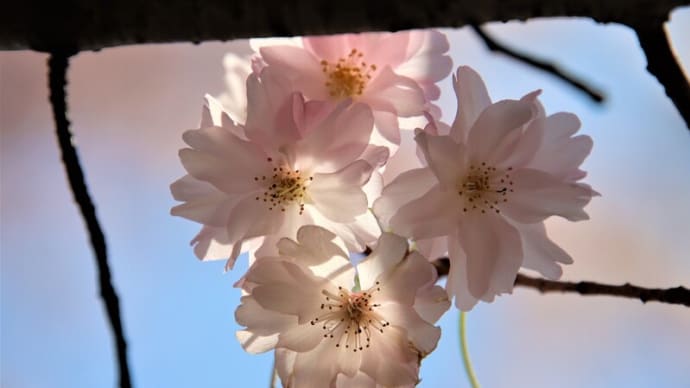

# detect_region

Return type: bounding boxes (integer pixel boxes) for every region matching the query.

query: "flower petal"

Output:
[501,168,593,223]
[362,66,426,117]
[414,283,451,324]
[450,66,492,143]
[309,160,372,223]
[456,212,523,300]
[415,131,466,189]
[235,331,279,354]
[303,34,351,61]
[247,261,327,324]
[225,193,286,242]
[414,236,448,262]
[467,99,534,162]
[394,30,452,100]
[307,207,381,253]
[358,325,419,386]
[377,251,436,305]
[518,222,573,279]
[259,45,326,99]
[235,296,295,337]
[293,101,374,173]
[528,113,592,181]
[277,322,325,352]
[376,302,441,354]
[276,225,355,286]
[446,236,479,310]
[244,68,303,150]
[373,167,439,229]
[291,340,340,388]
[179,126,269,193]
[388,184,458,240]
[357,232,409,290]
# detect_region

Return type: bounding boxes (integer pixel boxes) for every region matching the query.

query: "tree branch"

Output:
[634,20,690,130]
[2,0,688,52]
[470,24,604,103]
[431,258,690,307]
[48,52,133,388]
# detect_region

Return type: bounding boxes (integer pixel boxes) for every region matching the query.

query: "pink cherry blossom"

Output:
[374,66,598,310]
[236,226,450,387]
[252,30,452,148]
[216,52,252,124]
[170,68,386,269]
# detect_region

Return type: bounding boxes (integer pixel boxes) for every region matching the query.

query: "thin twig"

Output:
[634,20,690,130]
[48,52,133,388]
[470,24,604,103]
[431,258,690,307]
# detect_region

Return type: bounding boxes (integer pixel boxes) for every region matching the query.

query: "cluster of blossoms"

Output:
[171,29,597,386]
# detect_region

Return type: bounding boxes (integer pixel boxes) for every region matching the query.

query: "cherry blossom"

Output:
[235,226,450,387]
[251,30,452,148]
[216,52,252,124]
[374,66,598,310]
[170,68,386,269]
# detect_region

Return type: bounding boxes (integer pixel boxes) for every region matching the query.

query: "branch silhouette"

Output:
[432,258,690,307]
[48,52,133,388]
[634,21,690,130]
[470,24,604,103]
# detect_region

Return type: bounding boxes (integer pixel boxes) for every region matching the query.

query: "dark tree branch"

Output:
[48,52,133,388]
[514,273,690,307]
[470,24,604,103]
[2,0,688,52]
[634,21,690,130]
[432,258,690,307]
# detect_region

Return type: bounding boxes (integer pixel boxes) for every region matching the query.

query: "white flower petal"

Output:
[501,168,593,223]
[277,323,324,352]
[235,296,295,337]
[374,167,438,229]
[225,194,285,243]
[362,66,426,117]
[414,236,448,262]
[377,251,436,305]
[414,283,451,324]
[293,101,375,173]
[518,222,573,279]
[248,261,327,324]
[456,212,523,300]
[446,236,479,310]
[467,99,534,163]
[292,340,340,388]
[415,132,466,189]
[309,160,372,223]
[450,66,491,143]
[388,184,458,240]
[276,225,355,286]
[376,302,441,354]
[357,232,409,290]
[235,331,279,354]
[358,326,419,386]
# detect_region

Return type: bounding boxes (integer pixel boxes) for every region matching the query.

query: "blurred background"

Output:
[2,8,690,388]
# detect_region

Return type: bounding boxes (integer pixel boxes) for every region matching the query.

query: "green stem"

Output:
[460,311,481,388]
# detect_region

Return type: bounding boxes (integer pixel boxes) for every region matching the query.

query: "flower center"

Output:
[458,163,513,214]
[310,282,389,352]
[253,158,312,214]
[320,48,377,99]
